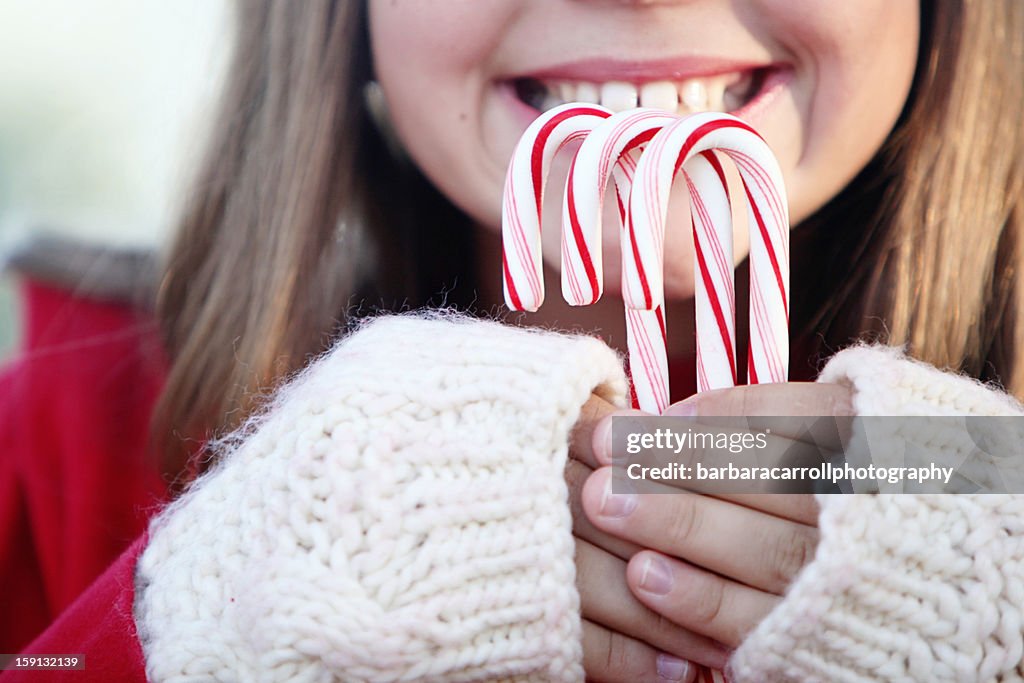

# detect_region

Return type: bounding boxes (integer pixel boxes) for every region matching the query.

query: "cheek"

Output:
[752,0,919,223]
[368,1,493,129]
[369,1,518,228]
[369,1,511,76]
[754,0,918,91]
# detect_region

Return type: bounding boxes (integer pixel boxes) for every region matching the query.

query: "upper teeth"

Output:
[531,75,745,115]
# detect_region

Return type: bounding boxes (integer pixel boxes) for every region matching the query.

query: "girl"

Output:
[3,0,1022,681]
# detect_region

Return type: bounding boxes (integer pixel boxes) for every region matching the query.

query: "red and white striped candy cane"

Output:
[502,103,612,312]
[562,108,679,409]
[567,110,733,683]
[626,112,790,411]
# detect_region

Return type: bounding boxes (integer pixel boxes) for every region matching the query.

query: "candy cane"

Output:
[615,135,737,683]
[503,107,765,683]
[502,103,612,312]
[562,108,680,409]
[626,112,790,411]
[503,107,789,403]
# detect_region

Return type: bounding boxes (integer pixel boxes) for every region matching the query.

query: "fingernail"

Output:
[639,555,673,595]
[600,475,637,517]
[663,400,697,417]
[593,415,614,466]
[657,653,690,681]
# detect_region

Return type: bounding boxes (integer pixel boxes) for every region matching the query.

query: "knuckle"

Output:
[642,611,693,661]
[830,386,855,416]
[665,494,703,548]
[790,493,823,528]
[793,494,821,524]
[574,541,596,593]
[768,526,818,590]
[690,575,726,627]
[604,631,645,679]
[580,394,610,428]
[737,385,757,416]
[704,384,760,417]
[653,611,673,632]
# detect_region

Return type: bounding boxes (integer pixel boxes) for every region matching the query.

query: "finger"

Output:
[719,493,819,526]
[581,620,697,683]
[627,551,780,648]
[621,425,842,496]
[567,459,641,560]
[575,538,730,670]
[572,394,650,470]
[583,468,819,594]
[658,414,848,458]
[648,386,840,521]
[610,430,823,523]
[569,394,622,469]
[666,382,853,418]
[664,383,853,455]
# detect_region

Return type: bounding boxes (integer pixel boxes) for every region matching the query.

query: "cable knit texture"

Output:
[137,323,1024,683]
[729,345,1024,683]
[134,314,628,683]
[817,344,1024,417]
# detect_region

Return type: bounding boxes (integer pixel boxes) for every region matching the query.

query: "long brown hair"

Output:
[792,0,1024,387]
[155,0,1024,477]
[152,0,470,477]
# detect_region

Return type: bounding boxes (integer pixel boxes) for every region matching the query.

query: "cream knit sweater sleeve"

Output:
[729,345,1024,683]
[136,318,1024,682]
[133,314,629,683]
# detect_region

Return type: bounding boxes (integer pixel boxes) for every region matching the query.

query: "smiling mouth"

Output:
[510,66,774,116]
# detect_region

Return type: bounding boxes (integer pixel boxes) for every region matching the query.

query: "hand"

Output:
[567,395,729,682]
[579,383,852,655]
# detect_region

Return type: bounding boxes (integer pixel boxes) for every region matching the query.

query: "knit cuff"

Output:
[823,345,1024,492]
[134,314,628,683]
[728,494,1024,682]
[817,344,1024,416]
[728,345,1024,682]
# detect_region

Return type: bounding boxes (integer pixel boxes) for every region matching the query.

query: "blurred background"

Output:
[0,0,231,358]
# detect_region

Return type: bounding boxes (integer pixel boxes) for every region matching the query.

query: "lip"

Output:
[731,65,793,122]
[512,56,779,83]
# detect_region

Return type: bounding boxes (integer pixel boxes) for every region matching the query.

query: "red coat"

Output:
[1,280,168,681]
